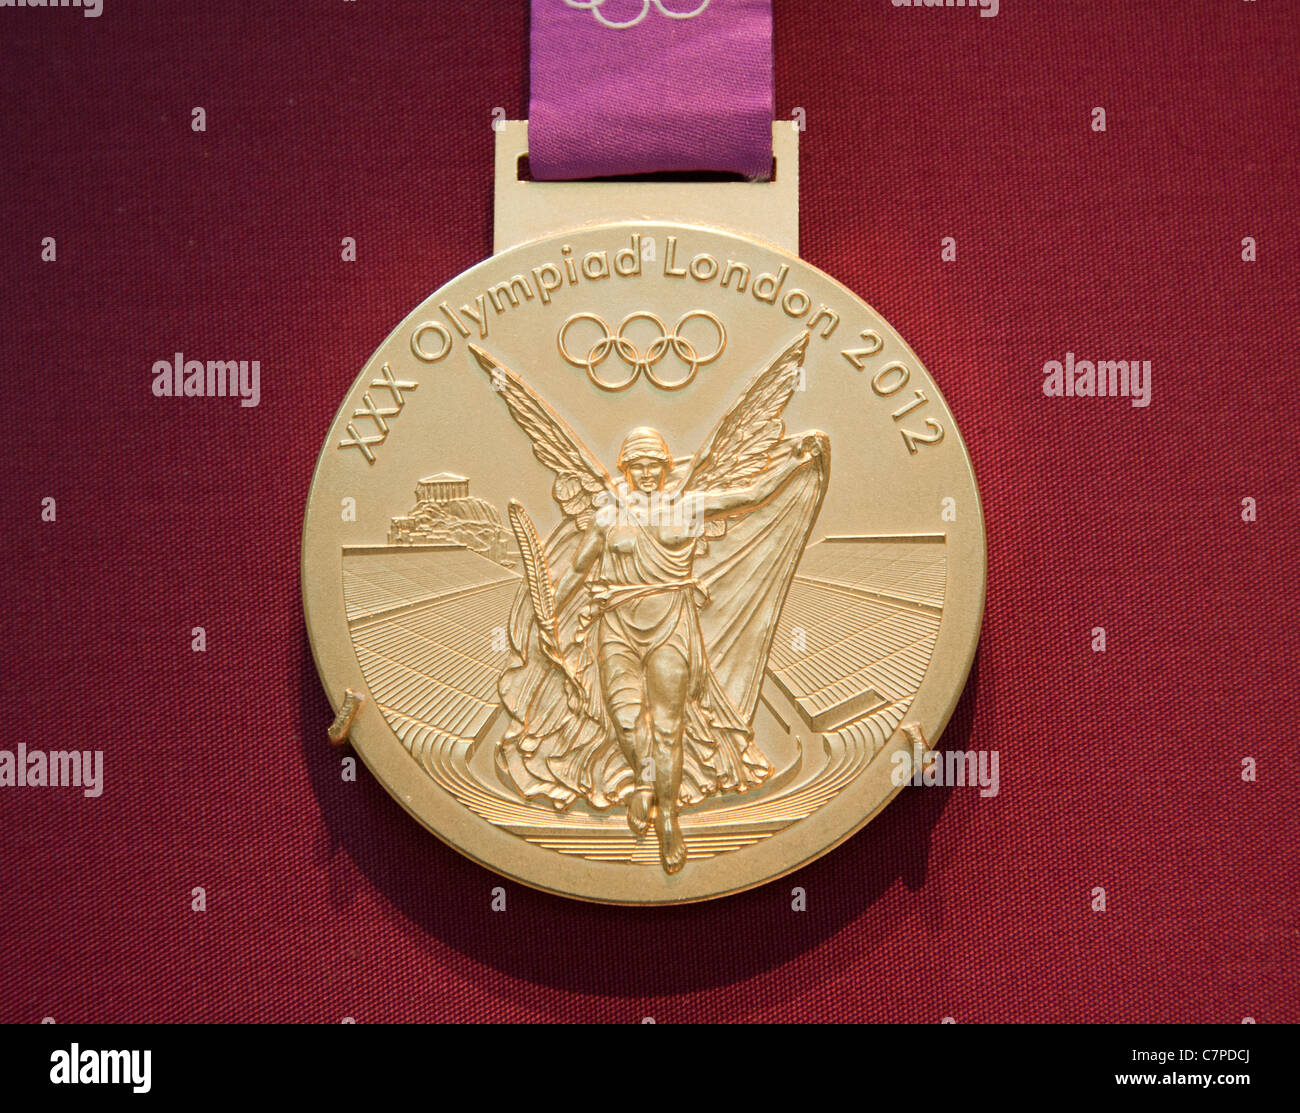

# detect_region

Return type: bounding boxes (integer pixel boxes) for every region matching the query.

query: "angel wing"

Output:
[469,344,615,529]
[676,330,810,496]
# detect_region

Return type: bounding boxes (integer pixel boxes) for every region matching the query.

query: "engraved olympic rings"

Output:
[558,311,727,392]
[562,0,710,31]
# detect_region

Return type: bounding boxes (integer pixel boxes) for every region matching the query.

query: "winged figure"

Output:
[470,332,830,874]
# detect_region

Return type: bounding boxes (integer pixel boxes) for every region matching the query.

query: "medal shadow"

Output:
[300,637,978,998]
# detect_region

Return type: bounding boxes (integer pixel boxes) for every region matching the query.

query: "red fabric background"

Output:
[2,0,1296,1023]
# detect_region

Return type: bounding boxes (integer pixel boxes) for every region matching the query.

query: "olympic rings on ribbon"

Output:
[558,311,727,392]
[562,0,711,31]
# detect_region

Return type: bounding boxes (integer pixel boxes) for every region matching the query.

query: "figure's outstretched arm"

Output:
[696,432,827,520]
[553,518,605,613]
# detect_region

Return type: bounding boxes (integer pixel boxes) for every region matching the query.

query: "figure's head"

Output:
[617,426,671,494]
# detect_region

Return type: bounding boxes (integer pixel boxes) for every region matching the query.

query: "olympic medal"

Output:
[302,221,985,904]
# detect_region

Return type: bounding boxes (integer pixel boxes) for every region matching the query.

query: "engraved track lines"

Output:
[692,737,869,828]
[521,733,876,858]
[410,731,776,862]
[403,717,858,861]
[768,536,945,743]
[342,546,516,623]
[339,537,945,864]
[771,587,936,714]
[802,538,945,610]
[524,833,776,863]
[353,584,518,739]
[343,546,521,745]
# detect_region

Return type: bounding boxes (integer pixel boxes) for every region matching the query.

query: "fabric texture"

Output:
[529,0,774,178]
[1,0,1297,1023]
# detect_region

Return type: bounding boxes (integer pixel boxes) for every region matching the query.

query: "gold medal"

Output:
[302,123,985,903]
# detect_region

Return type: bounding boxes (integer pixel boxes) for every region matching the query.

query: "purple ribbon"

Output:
[529,0,774,180]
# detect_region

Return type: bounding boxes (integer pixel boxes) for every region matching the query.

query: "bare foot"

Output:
[655,808,687,874]
[627,789,653,835]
